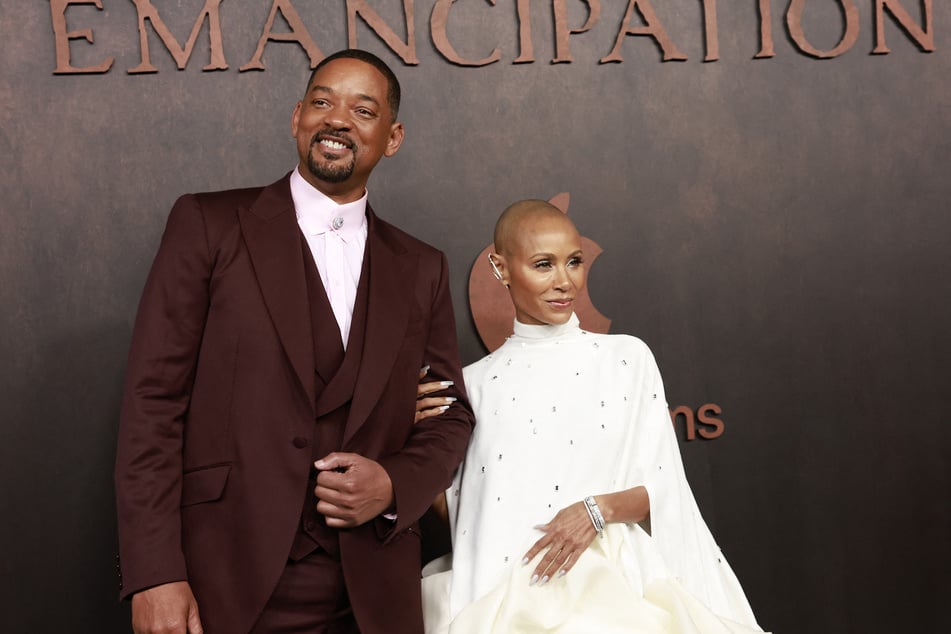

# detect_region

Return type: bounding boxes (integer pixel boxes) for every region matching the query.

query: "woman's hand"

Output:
[521,500,598,585]
[415,365,456,423]
[521,487,649,585]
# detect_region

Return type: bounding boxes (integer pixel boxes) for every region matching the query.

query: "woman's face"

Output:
[499,214,585,326]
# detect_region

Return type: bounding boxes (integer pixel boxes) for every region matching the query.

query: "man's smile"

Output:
[313,130,355,158]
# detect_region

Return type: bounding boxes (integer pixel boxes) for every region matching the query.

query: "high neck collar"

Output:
[511,313,581,341]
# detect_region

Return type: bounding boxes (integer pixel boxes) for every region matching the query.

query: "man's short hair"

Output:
[306,49,402,120]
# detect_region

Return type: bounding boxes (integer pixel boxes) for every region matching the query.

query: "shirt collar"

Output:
[290,167,368,243]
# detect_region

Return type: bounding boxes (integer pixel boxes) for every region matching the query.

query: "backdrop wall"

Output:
[2,1,949,631]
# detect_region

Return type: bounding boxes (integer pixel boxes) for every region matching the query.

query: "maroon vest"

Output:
[288,233,370,560]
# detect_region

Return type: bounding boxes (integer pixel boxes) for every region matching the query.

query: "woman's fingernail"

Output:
[437,405,450,412]
[557,569,567,578]
[420,365,430,373]
[540,575,550,586]
[521,557,529,566]
[529,574,539,586]
[439,380,454,387]
[445,397,457,403]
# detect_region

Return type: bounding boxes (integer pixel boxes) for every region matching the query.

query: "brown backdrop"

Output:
[2,1,949,631]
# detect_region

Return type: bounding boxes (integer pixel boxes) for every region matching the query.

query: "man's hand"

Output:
[131,580,203,634]
[314,452,395,527]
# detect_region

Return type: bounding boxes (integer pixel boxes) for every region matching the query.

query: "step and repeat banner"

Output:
[2,1,949,631]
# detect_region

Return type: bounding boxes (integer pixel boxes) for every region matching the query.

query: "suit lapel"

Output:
[343,208,416,445]
[239,175,316,411]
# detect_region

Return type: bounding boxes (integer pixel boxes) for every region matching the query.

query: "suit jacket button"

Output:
[292,437,309,449]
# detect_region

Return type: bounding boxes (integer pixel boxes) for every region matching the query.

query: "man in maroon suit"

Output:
[115,49,474,633]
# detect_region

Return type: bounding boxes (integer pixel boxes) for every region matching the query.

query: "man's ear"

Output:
[384,122,405,157]
[291,101,303,137]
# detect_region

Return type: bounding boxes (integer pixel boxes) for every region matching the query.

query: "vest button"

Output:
[292,436,309,449]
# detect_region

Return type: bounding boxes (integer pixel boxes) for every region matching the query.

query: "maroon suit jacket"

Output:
[115,174,474,633]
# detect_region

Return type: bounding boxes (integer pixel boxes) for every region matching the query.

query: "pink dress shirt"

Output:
[290,167,368,349]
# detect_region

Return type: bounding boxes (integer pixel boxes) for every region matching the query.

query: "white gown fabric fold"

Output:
[422,315,765,633]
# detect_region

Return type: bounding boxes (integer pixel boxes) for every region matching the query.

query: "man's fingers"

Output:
[313,454,393,528]
[315,470,352,497]
[132,581,198,634]
[316,498,354,524]
[314,451,357,471]
[186,603,204,634]
[314,481,340,502]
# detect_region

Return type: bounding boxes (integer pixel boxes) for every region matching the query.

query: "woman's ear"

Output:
[488,253,509,288]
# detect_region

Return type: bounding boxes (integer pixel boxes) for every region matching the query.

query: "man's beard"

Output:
[306,133,356,183]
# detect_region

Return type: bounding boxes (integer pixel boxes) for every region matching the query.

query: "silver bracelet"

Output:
[582,499,598,531]
[584,496,605,538]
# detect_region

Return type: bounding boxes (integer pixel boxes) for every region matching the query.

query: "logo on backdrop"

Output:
[467,192,724,441]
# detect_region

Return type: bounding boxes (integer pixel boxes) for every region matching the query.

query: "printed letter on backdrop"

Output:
[697,404,725,439]
[552,0,601,64]
[755,0,775,58]
[671,406,698,441]
[700,0,720,62]
[241,0,323,71]
[601,0,688,63]
[873,0,934,54]
[50,0,114,74]
[513,0,535,63]
[347,0,419,65]
[786,0,860,59]
[127,0,227,73]
[430,0,501,67]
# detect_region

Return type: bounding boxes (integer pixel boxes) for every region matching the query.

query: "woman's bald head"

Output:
[493,200,578,255]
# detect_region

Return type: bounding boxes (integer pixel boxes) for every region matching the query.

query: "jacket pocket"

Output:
[181,463,231,507]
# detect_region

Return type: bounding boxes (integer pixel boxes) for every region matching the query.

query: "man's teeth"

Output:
[321,140,347,150]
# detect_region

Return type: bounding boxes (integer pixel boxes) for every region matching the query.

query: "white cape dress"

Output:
[422,315,766,633]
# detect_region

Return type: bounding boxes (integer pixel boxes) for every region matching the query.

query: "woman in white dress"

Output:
[418,200,767,633]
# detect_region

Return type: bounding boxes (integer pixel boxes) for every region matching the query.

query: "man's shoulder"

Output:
[168,174,291,224]
[182,180,276,210]
[190,184,267,204]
